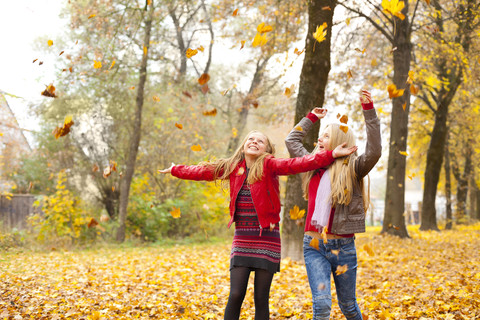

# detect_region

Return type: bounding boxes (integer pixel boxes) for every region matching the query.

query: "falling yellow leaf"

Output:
[252,33,267,47]
[310,238,320,250]
[289,205,305,220]
[153,95,160,102]
[312,23,328,44]
[175,123,183,129]
[197,45,204,52]
[202,108,217,116]
[191,144,202,152]
[340,125,348,133]
[321,227,328,244]
[236,167,245,176]
[371,58,378,66]
[346,18,351,25]
[339,114,348,124]
[143,46,148,56]
[232,9,238,16]
[170,207,181,219]
[88,14,96,19]
[410,84,419,95]
[399,150,408,156]
[240,40,246,50]
[381,0,406,20]
[232,127,238,137]
[347,69,353,79]
[284,85,295,97]
[52,115,74,139]
[41,84,57,98]
[331,249,339,256]
[93,60,102,69]
[257,22,273,34]
[198,73,210,85]
[355,48,366,54]
[294,126,303,132]
[322,6,331,10]
[336,264,348,275]
[47,40,53,46]
[186,48,198,58]
[406,71,415,84]
[294,48,305,55]
[109,60,116,69]
[387,84,405,98]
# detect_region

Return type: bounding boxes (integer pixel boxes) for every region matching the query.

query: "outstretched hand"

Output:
[311,107,327,119]
[332,142,357,158]
[158,163,175,174]
[360,89,372,104]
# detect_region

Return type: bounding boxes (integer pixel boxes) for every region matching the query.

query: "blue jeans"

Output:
[303,234,362,320]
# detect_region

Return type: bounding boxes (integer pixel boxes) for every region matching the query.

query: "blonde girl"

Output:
[159,130,356,320]
[285,89,381,320]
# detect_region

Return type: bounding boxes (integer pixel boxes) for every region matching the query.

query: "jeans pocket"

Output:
[340,241,356,255]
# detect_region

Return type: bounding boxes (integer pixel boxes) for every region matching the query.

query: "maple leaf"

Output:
[48,40,53,46]
[93,60,102,69]
[152,95,160,102]
[387,84,405,98]
[197,45,204,52]
[284,85,295,98]
[202,108,217,116]
[294,48,305,55]
[175,123,183,129]
[252,33,267,47]
[41,84,57,98]
[109,60,116,69]
[294,126,303,132]
[335,264,348,275]
[321,227,328,244]
[103,160,117,178]
[232,9,238,16]
[256,22,273,34]
[88,14,96,19]
[347,69,353,79]
[355,48,366,54]
[186,48,198,58]
[339,114,348,124]
[381,0,406,20]
[313,23,328,44]
[289,205,305,220]
[410,84,419,95]
[198,73,210,85]
[399,150,408,156]
[363,243,375,256]
[240,40,246,50]
[191,144,202,152]
[340,125,348,133]
[170,207,181,219]
[406,70,415,84]
[52,115,74,139]
[87,218,99,228]
[310,238,320,250]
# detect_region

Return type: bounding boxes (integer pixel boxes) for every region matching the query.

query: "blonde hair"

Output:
[200,130,275,187]
[302,124,370,211]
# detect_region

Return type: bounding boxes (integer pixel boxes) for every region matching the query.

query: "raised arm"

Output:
[285,110,325,158]
[355,89,382,178]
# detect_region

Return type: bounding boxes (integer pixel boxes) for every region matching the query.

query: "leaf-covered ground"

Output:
[1,225,479,319]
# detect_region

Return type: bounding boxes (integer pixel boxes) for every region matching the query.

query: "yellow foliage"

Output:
[2,224,479,318]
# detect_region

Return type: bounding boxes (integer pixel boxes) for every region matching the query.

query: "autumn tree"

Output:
[282,0,335,260]
[414,0,480,230]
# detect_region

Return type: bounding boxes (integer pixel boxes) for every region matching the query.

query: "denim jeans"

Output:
[303,234,362,320]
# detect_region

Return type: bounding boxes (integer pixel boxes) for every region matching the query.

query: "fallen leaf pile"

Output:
[0,224,479,319]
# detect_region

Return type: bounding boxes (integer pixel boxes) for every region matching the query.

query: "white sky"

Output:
[0,0,67,139]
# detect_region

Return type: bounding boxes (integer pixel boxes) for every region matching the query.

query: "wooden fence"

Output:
[0,195,37,231]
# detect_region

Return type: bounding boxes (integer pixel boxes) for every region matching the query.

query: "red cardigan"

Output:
[171,151,335,232]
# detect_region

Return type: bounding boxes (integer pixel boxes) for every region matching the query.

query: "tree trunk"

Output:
[444,135,452,230]
[381,9,411,238]
[116,3,153,242]
[226,57,270,154]
[475,189,480,220]
[453,148,472,223]
[282,0,335,261]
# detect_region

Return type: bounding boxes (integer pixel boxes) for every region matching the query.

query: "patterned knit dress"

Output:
[230,179,281,274]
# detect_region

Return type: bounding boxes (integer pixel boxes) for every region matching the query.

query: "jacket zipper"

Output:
[229,173,247,228]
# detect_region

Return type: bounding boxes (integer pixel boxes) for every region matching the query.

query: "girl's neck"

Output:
[245,155,257,168]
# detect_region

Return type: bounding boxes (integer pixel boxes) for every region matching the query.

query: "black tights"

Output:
[224,266,274,320]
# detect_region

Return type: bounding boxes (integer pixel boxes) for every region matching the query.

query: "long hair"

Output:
[302,124,370,211]
[200,130,276,187]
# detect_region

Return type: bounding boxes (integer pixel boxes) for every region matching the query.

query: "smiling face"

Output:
[317,128,332,151]
[243,132,269,159]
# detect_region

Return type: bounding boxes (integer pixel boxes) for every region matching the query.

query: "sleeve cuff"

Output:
[362,102,374,110]
[307,112,319,123]
[327,150,334,159]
